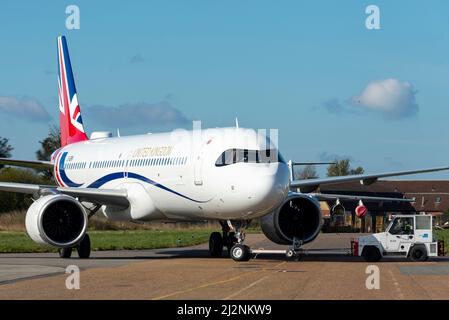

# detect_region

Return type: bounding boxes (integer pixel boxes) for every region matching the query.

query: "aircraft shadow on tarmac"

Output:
[90,249,449,263]
[3,249,448,263]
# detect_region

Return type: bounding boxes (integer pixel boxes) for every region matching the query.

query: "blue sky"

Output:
[1,1,449,178]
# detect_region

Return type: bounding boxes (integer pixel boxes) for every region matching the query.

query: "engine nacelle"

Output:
[25,194,88,248]
[260,193,322,245]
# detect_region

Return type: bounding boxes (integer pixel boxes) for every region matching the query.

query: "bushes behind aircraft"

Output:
[0,168,51,214]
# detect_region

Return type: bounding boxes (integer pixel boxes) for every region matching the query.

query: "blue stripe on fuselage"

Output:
[59,151,209,203]
[58,152,83,187]
[87,172,209,203]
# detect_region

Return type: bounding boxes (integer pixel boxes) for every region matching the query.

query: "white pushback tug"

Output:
[352,214,445,262]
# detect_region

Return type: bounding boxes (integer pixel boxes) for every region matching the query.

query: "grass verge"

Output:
[0,229,215,253]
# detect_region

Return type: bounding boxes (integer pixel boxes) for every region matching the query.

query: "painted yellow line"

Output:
[151,261,286,300]
[222,274,272,300]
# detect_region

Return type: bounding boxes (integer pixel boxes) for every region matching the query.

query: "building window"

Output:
[436,196,442,204]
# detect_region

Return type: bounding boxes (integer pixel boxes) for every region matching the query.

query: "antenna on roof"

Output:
[235,117,239,128]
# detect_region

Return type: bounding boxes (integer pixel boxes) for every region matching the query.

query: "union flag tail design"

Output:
[57,35,88,147]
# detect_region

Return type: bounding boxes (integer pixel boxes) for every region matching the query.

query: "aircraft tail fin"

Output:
[57,35,88,147]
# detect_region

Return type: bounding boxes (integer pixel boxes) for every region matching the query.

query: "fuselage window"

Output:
[215,149,286,167]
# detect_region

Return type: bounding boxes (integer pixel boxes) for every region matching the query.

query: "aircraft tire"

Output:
[77,234,91,259]
[230,244,251,262]
[209,232,223,257]
[59,247,72,258]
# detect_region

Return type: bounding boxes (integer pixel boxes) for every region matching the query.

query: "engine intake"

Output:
[25,194,88,248]
[260,193,322,245]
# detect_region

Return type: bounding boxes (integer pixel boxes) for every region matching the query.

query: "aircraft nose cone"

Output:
[250,163,290,213]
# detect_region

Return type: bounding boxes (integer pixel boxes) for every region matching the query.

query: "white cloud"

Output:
[351,78,418,119]
[0,96,51,122]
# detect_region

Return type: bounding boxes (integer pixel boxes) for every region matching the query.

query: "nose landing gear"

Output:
[230,243,251,261]
[208,220,251,261]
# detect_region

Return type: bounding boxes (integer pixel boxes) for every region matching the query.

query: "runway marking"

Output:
[388,269,404,300]
[151,261,286,300]
[222,274,272,300]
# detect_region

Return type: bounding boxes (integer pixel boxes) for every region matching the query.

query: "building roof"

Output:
[319,180,449,213]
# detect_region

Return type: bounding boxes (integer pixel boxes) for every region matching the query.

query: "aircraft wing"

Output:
[290,166,449,192]
[311,193,413,202]
[0,182,129,208]
[0,158,53,170]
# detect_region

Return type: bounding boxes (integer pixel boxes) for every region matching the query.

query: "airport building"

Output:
[319,180,449,233]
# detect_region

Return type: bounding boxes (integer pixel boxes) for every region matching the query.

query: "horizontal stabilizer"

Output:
[0,158,53,170]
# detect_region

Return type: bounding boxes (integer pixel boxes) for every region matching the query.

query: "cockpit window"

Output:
[215,149,286,166]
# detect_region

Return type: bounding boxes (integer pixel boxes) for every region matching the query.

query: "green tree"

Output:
[36,126,60,181]
[0,137,13,169]
[0,168,47,213]
[350,166,365,175]
[296,165,318,180]
[36,125,60,161]
[327,159,365,177]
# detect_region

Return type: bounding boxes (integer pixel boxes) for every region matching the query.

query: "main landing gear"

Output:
[208,220,251,261]
[58,233,91,259]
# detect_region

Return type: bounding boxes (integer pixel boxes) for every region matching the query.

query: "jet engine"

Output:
[260,193,322,245]
[25,194,88,248]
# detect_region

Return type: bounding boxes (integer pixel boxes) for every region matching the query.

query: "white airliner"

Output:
[0,36,448,261]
